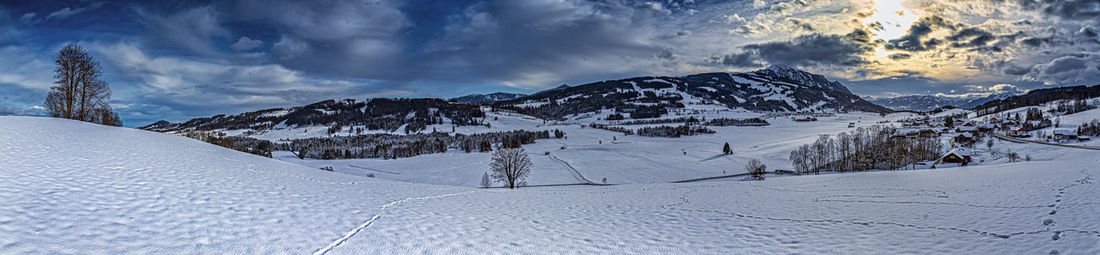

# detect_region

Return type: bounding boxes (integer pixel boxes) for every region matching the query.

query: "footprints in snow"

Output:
[1042,173,1095,244]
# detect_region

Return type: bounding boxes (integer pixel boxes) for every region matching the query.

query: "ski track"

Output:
[548,153,596,184]
[313,190,478,255]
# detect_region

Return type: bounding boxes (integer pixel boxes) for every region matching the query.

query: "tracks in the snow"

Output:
[548,153,600,185]
[660,186,1017,239]
[662,177,1100,242]
[313,190,478,255]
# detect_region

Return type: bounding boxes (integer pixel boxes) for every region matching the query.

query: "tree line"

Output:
[1080,119,1100,136]
[281,129,559,160]
[177,131,275,158]
[610,116,768,127]
[636,125,715,138]
[789,125,944,174]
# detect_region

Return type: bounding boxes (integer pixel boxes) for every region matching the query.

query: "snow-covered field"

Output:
[277,109,893,186]
[4,116,1100,254]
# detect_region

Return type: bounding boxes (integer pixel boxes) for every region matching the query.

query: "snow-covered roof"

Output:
[945,147,972,157]
[978,123,995,129]
[957,132,974,138]
[958,126,978,132]
[1053,129,1078,136]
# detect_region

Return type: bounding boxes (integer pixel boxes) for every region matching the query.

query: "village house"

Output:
[1025,119,1053,131]
[936,148,972,166]
[954,132,975,145]
[957,125,979,133]
[1008,127,1031,138]
[1053,129,1082,142]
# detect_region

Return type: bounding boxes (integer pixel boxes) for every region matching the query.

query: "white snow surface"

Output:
[5,116,1100,254]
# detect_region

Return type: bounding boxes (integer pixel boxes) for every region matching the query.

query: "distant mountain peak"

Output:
[764,64,797,72]
[451,92,526,104]
[750,65,851,94]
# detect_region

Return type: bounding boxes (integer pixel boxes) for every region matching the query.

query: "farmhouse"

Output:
[1053,129,1081,141]
[937,148,972,166]
[953,132,975,145]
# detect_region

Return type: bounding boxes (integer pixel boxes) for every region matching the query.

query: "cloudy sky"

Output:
[1,0,1098,126]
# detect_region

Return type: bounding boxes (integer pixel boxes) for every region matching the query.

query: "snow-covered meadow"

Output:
[274,109,896,186]
[4,115,1100,254]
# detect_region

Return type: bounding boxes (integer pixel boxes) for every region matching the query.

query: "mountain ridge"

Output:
[495,65,889,120]
[870,93,1017,111]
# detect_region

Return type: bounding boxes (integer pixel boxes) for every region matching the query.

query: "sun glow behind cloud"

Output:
[856,0,988,81]
[865,0,918,41]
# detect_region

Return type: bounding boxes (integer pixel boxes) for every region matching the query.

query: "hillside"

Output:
[140,98,486,135]
[975,85,1100,115]
[6,116,1100,253]
[497,65,889,120]
[450,92,526,104]
[871,93,1015,111]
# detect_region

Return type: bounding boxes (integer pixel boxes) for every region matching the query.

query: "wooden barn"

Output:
[937,148,972,166]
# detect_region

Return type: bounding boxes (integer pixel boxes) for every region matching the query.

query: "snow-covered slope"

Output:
[0,116,466,254]
[7,116,1100,254]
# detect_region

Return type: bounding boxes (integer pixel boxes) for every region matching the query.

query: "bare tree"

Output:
[745,158,766,180]
[480,172,492,188]
[45,44,120,126]
[490,148,532,189]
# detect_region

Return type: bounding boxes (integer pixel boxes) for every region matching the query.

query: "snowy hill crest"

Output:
[497,66,888,120]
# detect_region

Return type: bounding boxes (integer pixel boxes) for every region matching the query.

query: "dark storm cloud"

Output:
[1043,56,1087,74]
[888,53,911,60]
[846,28,872,43]
[220,0,412,79]
[421,0,670,86]
[137,6,230,55]
[1002,64,1033,75]
[1020,37,1050,47]
[947,28,996,48]
[1036,0,1100,20]
[988,0,1100,19]
[788,18,814,32]
[712,33,872,68]
[886,16,956,52]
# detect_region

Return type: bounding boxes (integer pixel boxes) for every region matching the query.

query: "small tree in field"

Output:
[1007,151,1019,162]
[985,139,994,152]
[722,142,732,155]
[745,158,766,180]
[490,148,532,189]
[480,172,492,188]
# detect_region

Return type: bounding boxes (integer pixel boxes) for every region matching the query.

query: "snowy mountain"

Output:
[498,65,888,120]
[871,93,1016,111]
[140,98,486,134]
[450,92,526,104]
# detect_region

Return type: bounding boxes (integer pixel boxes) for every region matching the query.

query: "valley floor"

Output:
[4,116,1100,254]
